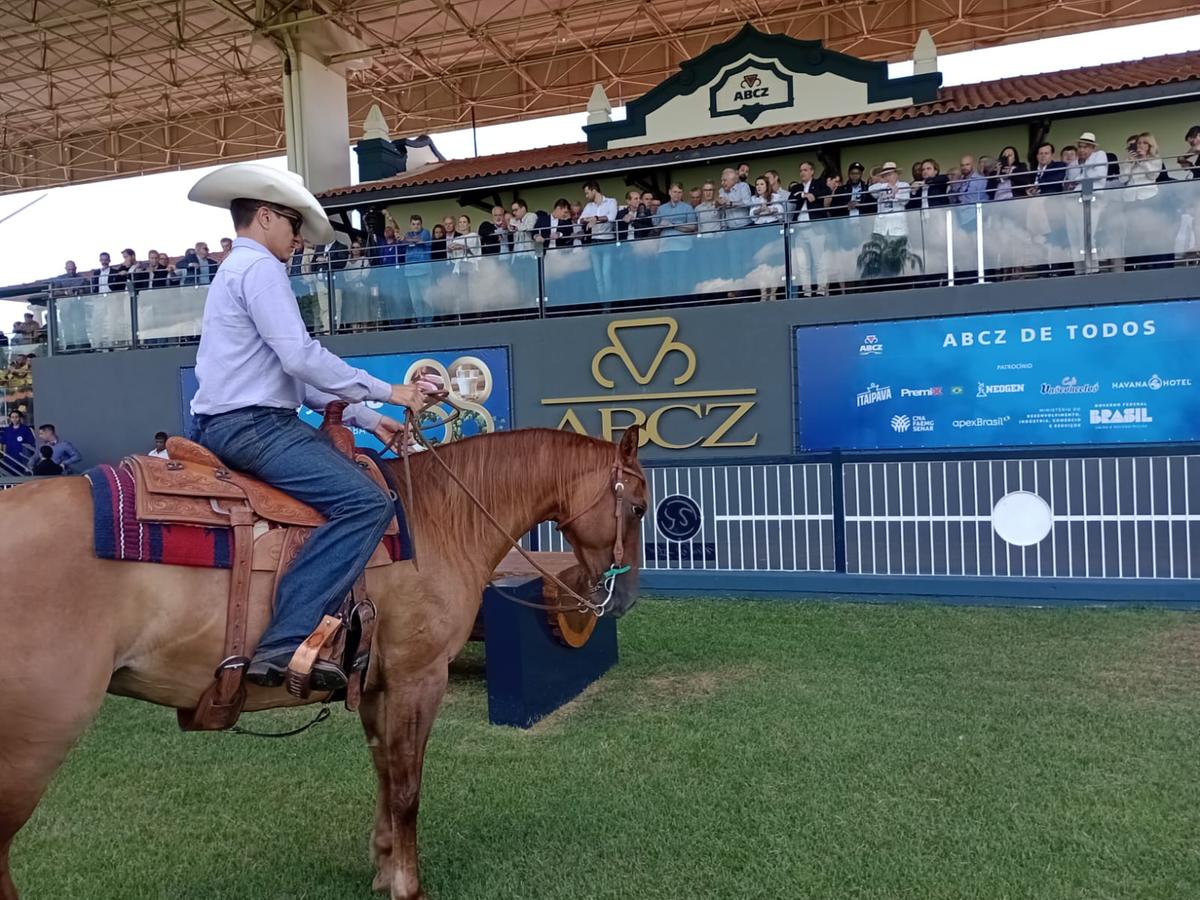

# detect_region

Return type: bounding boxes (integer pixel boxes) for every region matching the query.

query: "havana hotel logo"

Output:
[541,317,758,450]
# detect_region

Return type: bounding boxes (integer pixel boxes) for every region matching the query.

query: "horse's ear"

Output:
[618,424,641,459]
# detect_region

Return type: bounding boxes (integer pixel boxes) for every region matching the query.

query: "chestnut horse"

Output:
[0,426,646,900]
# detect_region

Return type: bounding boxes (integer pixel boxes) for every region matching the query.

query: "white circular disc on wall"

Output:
[991,491,1054,547]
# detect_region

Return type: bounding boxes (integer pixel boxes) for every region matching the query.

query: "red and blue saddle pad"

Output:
[84,453,412,568]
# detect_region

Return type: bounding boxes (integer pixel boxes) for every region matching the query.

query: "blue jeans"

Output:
[194,407,394,658]
[591,239,615,299]
[406,269,434,323]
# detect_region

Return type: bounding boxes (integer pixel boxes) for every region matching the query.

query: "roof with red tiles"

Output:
[320,50,1200,201]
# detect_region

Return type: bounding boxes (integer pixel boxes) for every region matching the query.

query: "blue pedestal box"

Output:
[482,576,618,728]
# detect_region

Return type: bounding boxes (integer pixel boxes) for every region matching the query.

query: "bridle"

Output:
[553,452,645,614]
[381,393,643,617]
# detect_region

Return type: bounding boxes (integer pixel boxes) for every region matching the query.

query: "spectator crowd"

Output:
[27,122,1200,331]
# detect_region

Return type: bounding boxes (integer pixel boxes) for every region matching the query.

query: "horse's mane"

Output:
[390,428,626,553]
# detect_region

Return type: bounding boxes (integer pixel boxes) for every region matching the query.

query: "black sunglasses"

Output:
[262,204,303,236]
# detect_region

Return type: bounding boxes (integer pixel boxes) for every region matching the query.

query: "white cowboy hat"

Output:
[188,162,334,244]
[879,161,898,173]
[1077,132,1098,144]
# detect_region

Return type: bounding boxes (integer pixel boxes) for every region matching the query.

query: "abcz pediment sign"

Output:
[709,60,795,124]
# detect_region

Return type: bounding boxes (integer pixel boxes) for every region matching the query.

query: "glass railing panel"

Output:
[1093,176,1200,271]
[544,225,786,308]
[801,207,955,291]
[135,284,208,345]
[289,273,331,334]
[330,251,541,329]
[0,342,40,431]
[978,190,1084,275]
[53,293,132,352]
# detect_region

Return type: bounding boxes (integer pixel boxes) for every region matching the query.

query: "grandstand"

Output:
[14,22,1200,602]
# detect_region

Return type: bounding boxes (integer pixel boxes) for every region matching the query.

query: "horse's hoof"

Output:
[371,868,391,893]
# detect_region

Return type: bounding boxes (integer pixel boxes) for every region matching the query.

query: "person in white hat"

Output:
[1071,132,1110,184]
[187,162,436,690]
[1066,132,1112,273]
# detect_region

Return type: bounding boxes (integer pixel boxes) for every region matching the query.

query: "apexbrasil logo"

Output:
[856,383,892,407]
[953,415,1011,429]
[891,414,934,433]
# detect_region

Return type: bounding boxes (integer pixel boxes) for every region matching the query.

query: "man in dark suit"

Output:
[788,161,832,295]
[787,161,831,222]
[907,159,952,208]
[829,162,877,218]
[478,206,508,256]
[617,189,655,241]
[1027,141,1070,276]
[1028,142,1067,194]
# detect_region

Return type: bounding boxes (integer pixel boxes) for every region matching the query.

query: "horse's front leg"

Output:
[360,688,396,893]
[375,663,449,900]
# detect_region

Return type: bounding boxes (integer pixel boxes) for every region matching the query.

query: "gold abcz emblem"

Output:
[591,317,696,388]
[542,316,757,450]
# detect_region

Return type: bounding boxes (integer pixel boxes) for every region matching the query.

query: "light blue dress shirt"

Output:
[654,200,698,251]
[191,237,391,431]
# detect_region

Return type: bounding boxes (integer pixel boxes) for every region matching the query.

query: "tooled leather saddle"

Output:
[125,403,397,731]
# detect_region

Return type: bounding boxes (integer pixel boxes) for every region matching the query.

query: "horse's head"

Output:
[555,426,647,618]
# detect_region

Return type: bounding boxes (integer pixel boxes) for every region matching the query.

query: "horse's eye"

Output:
[632,504,646,518]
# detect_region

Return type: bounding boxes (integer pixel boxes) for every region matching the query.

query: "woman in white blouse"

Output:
[750,175,784,226]
[447,213,482,316]
[749,176,784,299]
[339,240,376,331]
[1115,132,1164,270]
[447,214,481,261]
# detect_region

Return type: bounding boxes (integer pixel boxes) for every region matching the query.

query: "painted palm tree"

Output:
[857,234,924,279]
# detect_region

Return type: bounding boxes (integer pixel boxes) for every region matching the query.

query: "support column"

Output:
[281,39,351,193]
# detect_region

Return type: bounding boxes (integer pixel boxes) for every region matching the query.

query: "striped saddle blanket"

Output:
[84,457,412,568]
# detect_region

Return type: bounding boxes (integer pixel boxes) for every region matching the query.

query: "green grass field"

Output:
[12,599,1200,900]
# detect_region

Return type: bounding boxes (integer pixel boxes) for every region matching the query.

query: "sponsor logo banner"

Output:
[794,299,1200,449]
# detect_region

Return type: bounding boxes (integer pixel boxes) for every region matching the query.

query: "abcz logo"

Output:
[710,61,794,123]
[543,316,759,450]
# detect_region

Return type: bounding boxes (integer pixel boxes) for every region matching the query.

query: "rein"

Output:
[380,394,639,617]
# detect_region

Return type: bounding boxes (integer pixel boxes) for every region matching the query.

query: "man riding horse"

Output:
[187,163,436,691]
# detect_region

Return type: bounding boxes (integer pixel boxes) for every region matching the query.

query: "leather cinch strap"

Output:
[178,503,256,731]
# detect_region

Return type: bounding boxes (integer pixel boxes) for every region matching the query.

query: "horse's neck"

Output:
[393,439,581,584]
